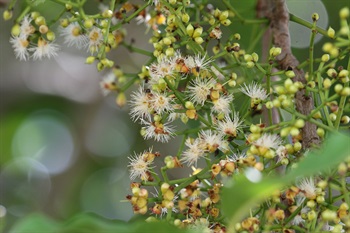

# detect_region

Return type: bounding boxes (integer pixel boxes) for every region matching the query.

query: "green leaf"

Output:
[222,133,349,230]
[10,212,194,233]
[9,213,60,233]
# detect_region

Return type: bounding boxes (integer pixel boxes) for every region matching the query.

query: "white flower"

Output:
[151,92,174,115]
[200,130,223,153]
[290,196,307,226]
[184,54,212,74]
[187,77,216,106]
[240,82,268,100]
[148,57,175,85]
[129,87,153,122]
[141,120,174,143]
[210,27,222,39]
[30,38,59,60]
[216,113,243,138]
[276,145,287,163]
[181,138,205,166]
[297,177,317,199]
[99,72,116,96]
[19,15,35,39]
[253,133,282,150]
[128,148,155,180]
[60,22,88,49]
[10,36,29,61]
[87,27,103,53]
[211,94,233,115]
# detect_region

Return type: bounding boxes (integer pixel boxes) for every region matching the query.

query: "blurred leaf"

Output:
[222,133,350,229]
[9,212,193,233]
[9,213,60,233]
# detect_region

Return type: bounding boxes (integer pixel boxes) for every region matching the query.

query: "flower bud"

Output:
[294,119,305,128]
[194,36,204,44]
[327,27,335,38]
[317,128,325,137]
[193,27,203,38]
[186,24,194,37]
[182,13,190,23]
[11,24,21,36]
[3,10,13,20]
[340,87,350,96]
[39,25,48,34]
[323,78,332,89]
[339,7,349,19]
[285,70,295,78]
[46,31,56,41]
[102,9,113,18]
[341,115,350,124]
[321,210,337,221]
[294,141,302,151]
[334,84,343,94]
[321,54,330,62]
[338,69,349,78]
[234,33,241,40]
[221,19,231,26]
[185,101,195,110]
[312,13,319,21]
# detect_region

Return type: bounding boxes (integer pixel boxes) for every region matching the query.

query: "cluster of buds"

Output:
[126,183,149,215]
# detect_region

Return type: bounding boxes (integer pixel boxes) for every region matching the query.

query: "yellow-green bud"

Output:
[338,69,349,78]
[323,78,332,89]
[316,195,325,204]
[84,19,94,29]
[327,27,335,38]
[102,9,113,18]
[193,27,203,38]
[244,54,253,62]
[285,70,295,78]
[282,99,292,108]
[288,85,298,94]
[11,24,21,36]
[290,127,300,137]
[3,10,13,21]
[86,56,95,64]
[165,47,175,57]
[208,16,216,25]
[265,101,273,109]
[327,68,337,78]
[31,12,40,20]
[186,24,194,37]
[321,210,337,221]
[339,7,349,19]
[329,113,337,121]
[285,144,294,154]
[273,99,281,108]
[234,33,241,40]
[312,13,319,21]
[280,127,290,138]
[194,37,204,44]
[246,61,255,68]
[334,84,343,94]
[153,114,162,122]
[185,101,195,110]
[270,47,282,57]
[228,80,236,87]
[116,92,126,107]
[169,0,177,4]
[221,19,231,26]
[294,119,305,128]
[182,13,190,23]
[250,124,261,134]
[321,54,330,62]
[163,37,172,46]
[340,87,350,96]
[284,79,293,88]
[65,3,72,10]
[341,115,350,124]
[317,128,325,137]
[308,210,317,221]
[46,31,56,41]
[35,16,46,26]
[60,18,69,28]
[219,11,229,21]
[252,53,259,62]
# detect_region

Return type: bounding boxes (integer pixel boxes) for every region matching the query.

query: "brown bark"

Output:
[257,0,320,148]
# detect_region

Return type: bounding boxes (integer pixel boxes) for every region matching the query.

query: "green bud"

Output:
[31,12,40,20]
[312,13,319,21]
[246,61,255,68]
[186,24,194,37]
[165,47,175,57]
[294,119,305,128]
[219,11,229,21]
[65,3,72,10]
[323,78,332,89]
[46,31,56,41]
[11,24,21,36]
[185,101,195,110]
[182,13,190,23]
[339,7,349,19]
[35,16,46,26]
[341,115,350,124]
[3,10,13,20]
[285,70,295,78]
[220,19,231,26]
[327,27,335,38]
[234,33,241,40]
[290,127,300,137]
[321,210,337,221]
[86,56,95,64]
[193,27,203,38]
[102,9,113,18]
[317,127,325,137]
[280,127,290,137]
[265,101,273,109]
[84,19,94,29]
[340,87,350,96]
[338,69,349,78]
[194,37,204,44]
[321,54,330,62]
[60,18,69,28]
[252,53,259,62]
[334,84,343,94]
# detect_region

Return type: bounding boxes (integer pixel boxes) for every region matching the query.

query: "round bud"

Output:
[321,54,330,62]
[294,119,305,128]
[46,31,56,41]
[317,128,325,137]
[334,84,343,94]
[323,78,332,89]
[280,127,290,138]
[341,115,350,124]
[3,10,13,20]
[35,16,46,26]
[312,13,319,21]
[39,25,48,34]
[265,101,273,109]
[185,101,195,110]
[293,141,302,151]
[65,3,72,10]
[221,19,231,26]
[339,7,349,19]
[182,13,190,23]
[193,27,203,38]
[11,24,21,36]
[85,56,95,64]
[327,27,335,38]
[186,24,194,37]
[338,69,349,78]
[340,87,350,96]
[285,70,295,78]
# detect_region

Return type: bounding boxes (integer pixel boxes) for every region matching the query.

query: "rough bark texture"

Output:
[257,0,320,148]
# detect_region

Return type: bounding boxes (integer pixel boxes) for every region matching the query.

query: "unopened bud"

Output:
[327,27,335,38]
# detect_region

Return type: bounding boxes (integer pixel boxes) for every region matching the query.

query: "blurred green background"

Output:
[0,0,348,231]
